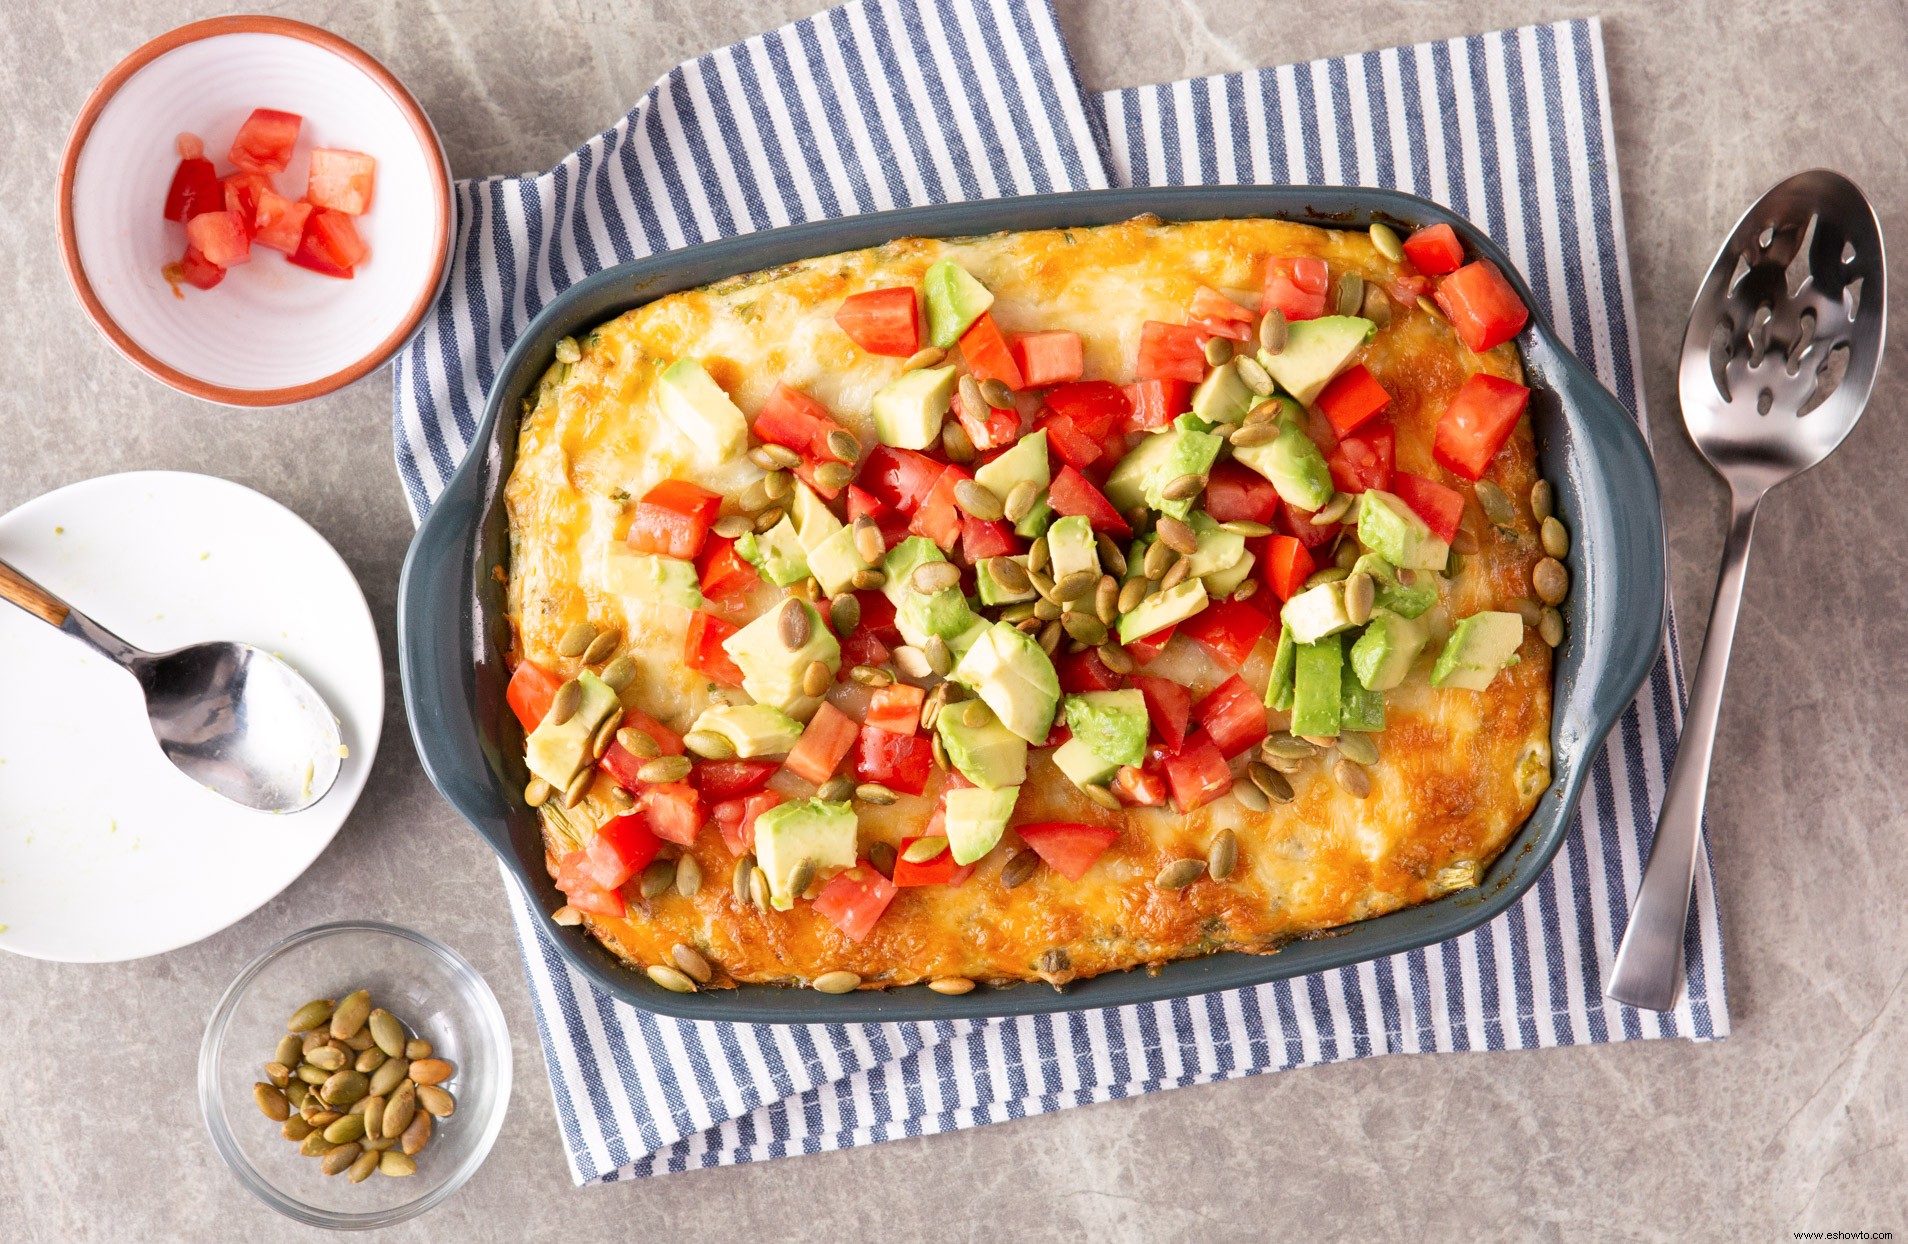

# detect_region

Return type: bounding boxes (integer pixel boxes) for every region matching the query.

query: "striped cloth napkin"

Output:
[391,0,1729,1185]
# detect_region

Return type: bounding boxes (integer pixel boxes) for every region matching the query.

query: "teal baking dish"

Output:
[398,185,1666,1023]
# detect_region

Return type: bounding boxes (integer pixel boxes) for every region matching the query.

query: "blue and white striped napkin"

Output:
[392,1,1729,1185]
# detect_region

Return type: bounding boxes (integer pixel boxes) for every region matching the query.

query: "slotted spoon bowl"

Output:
[1608,169,1887,1011]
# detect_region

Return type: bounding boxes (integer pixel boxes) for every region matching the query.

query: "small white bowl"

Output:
[58,17,453,406]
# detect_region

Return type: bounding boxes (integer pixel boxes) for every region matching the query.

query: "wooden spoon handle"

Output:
[0,558,70,628]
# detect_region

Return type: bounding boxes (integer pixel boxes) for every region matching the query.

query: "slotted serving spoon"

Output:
[1608,169,1887,1011]
[0,557,342,813]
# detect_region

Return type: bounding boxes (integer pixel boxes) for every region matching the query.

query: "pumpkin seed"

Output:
[1245,400,1285,425]
[1344,572,1375,625]
[641,857,676,899]
[306,1045,347,1073]
[714,513,755,538]
[751,443,802,471]
[749,866,771,912]
[979,377,1017,408]
[738,478,772,512]
[354,1047,386,1075]
[1533,557,1569,605]
[283,1115,313,1142]
[923,635,952,676]
[961,700,989,728]
[416,1085,455,1118]
[733,856,756,905]
[380,1150,418,1178]
[560,765,591,808]
[1155,858,1206,890]
[940,420,977,463]
[1451,524,1480,556]
[1038,621,1063,655]
[1051,569,1097,603]
[852,568,888,591]
[400,1109,432,1156]
[1038,948,1071,975]
[762,469,794,502]
[824,597,859,642]
[911,560,962,594]
[813,970,862,994]
[1156,515,1197,554]
[274,1034,304,1067]
[1530,478,1555,522]
[304,1107,338,1128]
[893,645,932,680]
[987,558,1030,595]
[1234,580,1261,604]
[921,684,950,730]
[856,782,899,806]
[953,478,1005,521]
[1160,473,1206,502]
[556,621,598,658]
[1367,221,1406,262]
[1118,576,1149,614]
[1159,555,1190,592]
[869,842,897,880]
[672,943,714,984]
[264,1060,292,1088]
[799,658,832,698]
[826,428,862,464]
[1417,294,1445,322]
[1027,536,1051,574]
[286,1080,311,1110]
[254,1083,290,1121]
[1248,761,1295,803]
[1062,612,1107,647]
[999,850,1040,890]
[1333,273,1365,317]
[1443,552,1466,579]
[551,905,582,926]
[848,663,893,688]
[296,1063,330,1087]
[1312,493,1354,525]
[813,775,853,803]
[288,999,335,1033]
[1231,776,1270,813]
[591,712,622,760]
[299,1131,338,1159]
[902,836,948,864]
[1333,758,1373,798]
[579,629,618,666]
[617,726,661,759]
[1033,597,1061,621]
[324,1114,367,1145]
[1362,284,1393,327]
[361,1093,386,1139]
[843,522,881,573]
[406,1040,432,1061]
[1234,354,1274,396]
[1337,731,1380,766]
[1208,828,1240,880]
[1541,516,1570,559]
[815,461,856,491]
[1463,482,1511,532]
[929,977,975,995]
[1259,308,1289,353]
[637,754,692,784]
[547,678,583,727]
[1512,597,1543,627]
[1097,642,1136,675]
[958,373,987,420]
[1539,607,1565,648]
[771,598,811,650]
[1002,479,1040,524]
[753,505,787,533]
[347,1149,380,1183]
[1082,783,1121,811]
[321,1142,362,1176]
[321,1070,369,1108]
[1124,505,1155,536]
[902,346,946,372]
[1027,568,1058,602]
[1203,336,1233,366]
[381,1082,417,1139]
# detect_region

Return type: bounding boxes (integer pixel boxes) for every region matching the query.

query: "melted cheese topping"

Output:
[506,216,1551,989]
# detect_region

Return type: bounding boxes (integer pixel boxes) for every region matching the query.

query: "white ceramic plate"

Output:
[0,472,382,961]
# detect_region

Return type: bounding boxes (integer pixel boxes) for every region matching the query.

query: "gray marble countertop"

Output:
[3,2,1903,1240]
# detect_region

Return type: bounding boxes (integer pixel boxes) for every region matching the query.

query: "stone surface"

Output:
[2,1,1905,1239]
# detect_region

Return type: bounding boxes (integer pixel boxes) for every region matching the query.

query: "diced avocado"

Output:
[722,600,841,717]
[943,785,1018,866]
[789,481,842,553]
[881,537,947,607]
[936,702,1029,790]
[735,516,810,587]
[1117,578,1209,645]
[1190,359,1256,424]
[896,587,976,650]
[1014,495,1053,540]
[1121,534,1154,584]
[1233,418,1333,512]
[1103,430,1181,514]
[871,365,956,450]
[975,555,1035,606]
[656,359,749,462]
[1175,411,1214,434]
[1045,514,1099,584]
[601,545,705,612]
[1264,623,1296,711]
[950,621,1060,745]
[1063,689,1147,767]
[1202,549,1256,599]
[689,704,804,758]
[1148,428,1225,520]
[1351,553,1436,619]
[924,259,994,348]
[1349,607,1431,691]
[1281,580,1353,644]
[1339,661,1386,732]
[524,671,621,788]
[806,524,872,598]
[1358,489,1451,572]
[1290,635,1343,737]
[1052,736,1118,788]
[752,798,858,910]
[1431,611,1526,691]
[974,428,1049,501]
[1186,512,1246,579]
[1259,315,1374,406]
[948,615,991,658]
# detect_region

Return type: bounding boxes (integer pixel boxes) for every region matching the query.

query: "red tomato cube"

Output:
[1262,256,1330,322]
[1180,600,1273,669]
[1262,535,1315,602]
[628,478,722,559]
[1313,364,1392,437]
[834,287,919,357]
[853,725,934,796]
[184,211,251,267]
[1192,676,1268,758]
[288,209,365,278]
[228,108,302,175]
[1202,460,1282,525]
[1134,674,1191,752]
[1046,466,1130,536]
[784,702,860,784]
[685,612,745,687]
[1013,822,1119,882]
[1327,424,1395,495]
[1135,321,1208,383]
[584,814,662,891]
[168,244,225,291]
[1188,285,1254,340]
[811,865,898,942]
[1010,331,1084,388]
[1433,260,1530,354]
[958,312,1024,390]
[506,660,563,732]
[1432,373,1532,480]
[1120,378,1191,431]
[251,190,312,254]
[1389,472,1466,543]
[306,148,377,215]
[1165,738,1233,812]
[1401,223,1465,275]
[162,157,223,222]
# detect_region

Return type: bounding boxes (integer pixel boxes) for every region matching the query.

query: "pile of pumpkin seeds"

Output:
[252,991,457,1182]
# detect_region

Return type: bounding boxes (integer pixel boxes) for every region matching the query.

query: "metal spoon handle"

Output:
[1608,487,1761,1011]
[0,555,144,667]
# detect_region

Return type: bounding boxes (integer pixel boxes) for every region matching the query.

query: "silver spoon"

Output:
[0,556,342,813]
[1608,170,1886,1011]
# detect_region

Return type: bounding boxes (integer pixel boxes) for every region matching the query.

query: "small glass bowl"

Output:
[199,921,511,1229]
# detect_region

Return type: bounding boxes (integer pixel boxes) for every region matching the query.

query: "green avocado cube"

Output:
[1357,489,1451,572]
[1351,553,1437,619]
[1045,514,1099,584]
[525,672,622,788]
[753,798,858,910]
[974,428,1049,501]
[1349,607,1430,692]
[1281,580,1354,644]
[1290,635,1344,738]
[1201,549,1257,599]
[1186,512,1246,579]
[1052,736,1118,788]
[895,587,976,650]
[881,537,947,607]
[924,259,994,348]
[736,516,811,587]
[688,704,804,758]
[975,555,1036,606]
[1063,689,1147,768]
[1103,430,1180,514]
[1339,661,1386,732]
[1149,428,1224,520]
[656,359,749,463]
[871,365,956,450]
[943,785,1019,866]
[1190,359,1256,424]
[936,702,1029,790]
[601,546,706,612]
[950,621,1060,744]
[1258,315,1374,406]
[1116,578,1209,645]
[722,600,841,717]
[1014,495,1053,539]
[789,481,842,552]
[1232,418,1334,512]
[806,524,872,598]
[1431,611,1526,691]
[1264,623,1296,711]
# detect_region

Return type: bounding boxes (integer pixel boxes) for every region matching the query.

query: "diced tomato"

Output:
[250,190,311,254]
[1262,535,1315,602]
[834,286,919,356]
[1327,424,1395,494]
[584,814,662,890]
[1126,624,1175,665]
[1057,648,1122,694]
[846,485,888,525]
[811,864,898,942]
[784,702,860,784]
[1193,676,1268,758]
[696,535,759,604]
[1434,260,1530,353]
[860,445,944,515]
[958,312,1024,390]
[1045,381,1131,438]
[628,479,722,559]
[1096,427,1130,470]
[554,850,626,918]
[713,791,781,855]
[853,725,934,796]
[1433,373,1532,481]
[1135,321,1208,383]
[221,172,273,227]
[1014,822,1119,882]
[169,244,225,291]
[640,781,703,847]
[288,209,365,278]
[1112,764,1167,807]
[1121,378,1192,431]
[185,211,250,267]
[1181,599,1273,668]
[961,516,1019,562]
[891,834,974,887]
[909,465,969,550]
[1037,409,1102,472]
[163,156,222,221]
[1262,255,1330,322]
[865,683,925,736]
[1188,285,1254,340]
[840,622,891,671]
[1011,331,1084,388]
[691,759,779,800]
[1402,222,1465,275]
[1165,738,1233,812]
[1134,673,1191,751]
[1390,471,1466,543]
[952,388,1020,451]
[853,590,901,645]
[599,710,686,791]
[1314,365,1392,437]
[753,383,844,461]
[1046,466,1130,536]
[685,612,744,686]
[506,660,564,731]
[1275,500,1340,550]
[228,108,301,175]
[1203,460,1282,525]
[306,148,377,215]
